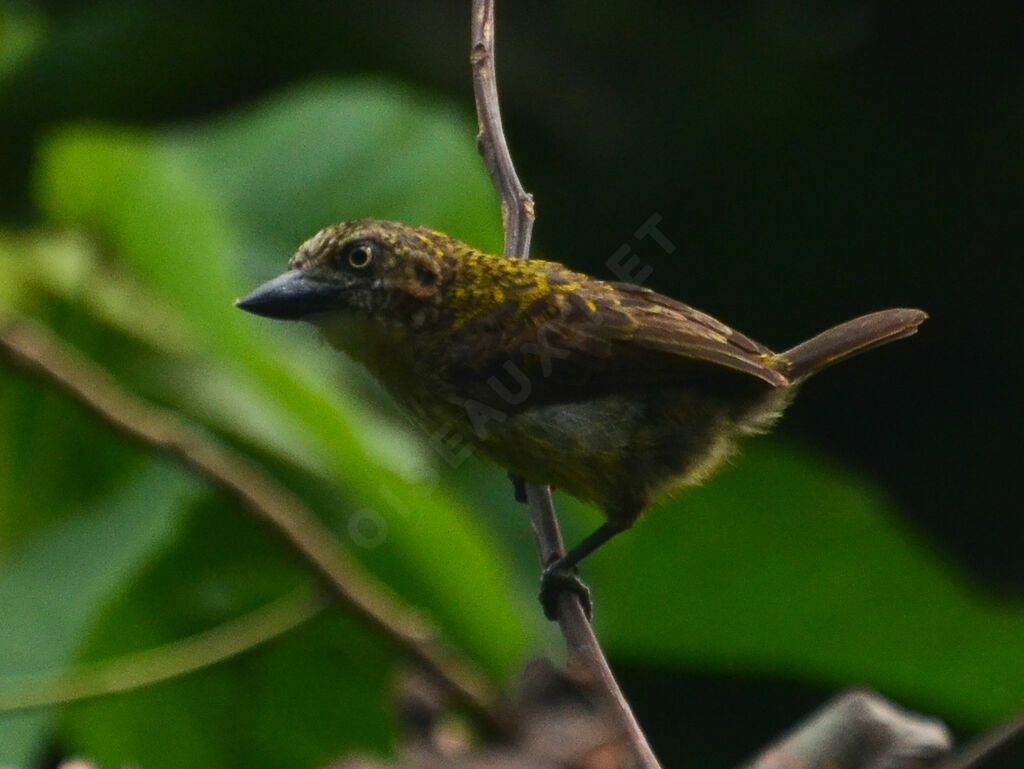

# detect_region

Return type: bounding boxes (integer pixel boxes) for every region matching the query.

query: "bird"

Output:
[237,218,926,619]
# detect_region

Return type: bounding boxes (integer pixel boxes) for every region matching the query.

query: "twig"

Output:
[741,688,952,769]
[0,315,507,735]
[469,3,662,766]
[0,588,323,713]
[942,709,1024,769]
[470,0,534,259]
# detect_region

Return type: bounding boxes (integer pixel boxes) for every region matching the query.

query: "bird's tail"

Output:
[771,308,928,382]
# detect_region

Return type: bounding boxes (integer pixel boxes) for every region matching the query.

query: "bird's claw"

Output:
[539,565,593,621]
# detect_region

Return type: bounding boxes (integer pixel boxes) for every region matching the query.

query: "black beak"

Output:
[235,270,343,320]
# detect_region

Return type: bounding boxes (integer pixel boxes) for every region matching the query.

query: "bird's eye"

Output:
[346,242,376,269]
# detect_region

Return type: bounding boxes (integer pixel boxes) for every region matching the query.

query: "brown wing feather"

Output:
[442,277,786,410]
[604,283,787,386]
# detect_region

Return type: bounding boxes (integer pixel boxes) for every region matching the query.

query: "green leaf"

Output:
[0,232,194,553]
[0,463,199,766]
[178,78,503,263]
[32,80,534,680]
[590,442,1024,726]
[21,77,1024,754]
[59,495,395,769]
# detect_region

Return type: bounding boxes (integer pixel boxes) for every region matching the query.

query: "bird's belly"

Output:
[479,397,644,497]
[459,388,783,526]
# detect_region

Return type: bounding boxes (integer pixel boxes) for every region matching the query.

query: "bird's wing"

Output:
[442,279,786,410]
[603,282,786,386]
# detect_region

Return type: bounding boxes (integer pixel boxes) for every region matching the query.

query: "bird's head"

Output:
[236,219,455,324]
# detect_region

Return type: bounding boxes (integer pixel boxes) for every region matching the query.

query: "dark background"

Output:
[1,0,1021,765]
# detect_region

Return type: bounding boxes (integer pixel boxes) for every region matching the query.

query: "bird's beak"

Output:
[235,270,343,320]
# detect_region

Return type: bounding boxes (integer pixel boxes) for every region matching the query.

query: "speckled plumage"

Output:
[237,219,925,533]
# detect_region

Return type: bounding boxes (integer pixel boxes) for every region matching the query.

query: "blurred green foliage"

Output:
[1,80,535,768]
[0,1,1022,768]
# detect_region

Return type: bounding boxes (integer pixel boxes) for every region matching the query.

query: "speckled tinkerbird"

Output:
[237,219,926,620]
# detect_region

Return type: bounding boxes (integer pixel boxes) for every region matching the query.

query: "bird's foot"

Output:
[540,564,593,621]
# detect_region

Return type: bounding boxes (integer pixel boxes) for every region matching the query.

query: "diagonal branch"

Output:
[942,708,1024,769]
[469,2,662,766]
[0,314,508,735]
[741,689,953,769]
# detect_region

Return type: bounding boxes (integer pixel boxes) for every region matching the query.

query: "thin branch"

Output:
[0,588,323,713]
[470,0,534,259]
[469,3,662,766]
[525,485,662,768]
[741,688,953,769]
[942,709,1024,769]
[0,315,508,735]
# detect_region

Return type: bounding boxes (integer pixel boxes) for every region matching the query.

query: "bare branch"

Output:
[742,689,952,769]
[942,708,1024,769]
[0,315,508,735]
[525,486,664,769]
[470,0,534,259]
[469,2,661,766]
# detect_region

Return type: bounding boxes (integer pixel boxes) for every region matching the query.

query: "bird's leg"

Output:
[508,473,528,504]
[540,523,623,621]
